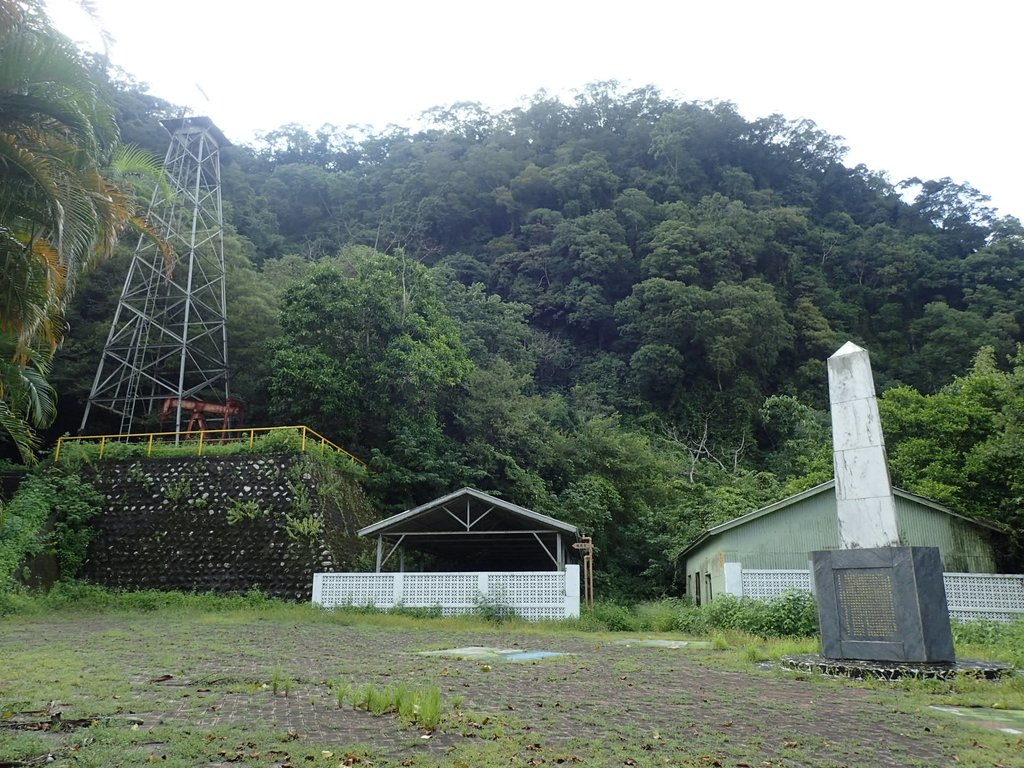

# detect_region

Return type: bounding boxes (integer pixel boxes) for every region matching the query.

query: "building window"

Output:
[705,573,712,602]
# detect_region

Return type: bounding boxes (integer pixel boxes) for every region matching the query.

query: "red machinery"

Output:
[159,397,245,437]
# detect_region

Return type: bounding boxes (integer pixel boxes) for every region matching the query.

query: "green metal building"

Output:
[680,480,1004,604]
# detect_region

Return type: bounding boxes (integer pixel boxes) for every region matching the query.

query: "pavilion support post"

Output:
[557,534,564,570]
[399,548,405,572]
[375,536,383,572]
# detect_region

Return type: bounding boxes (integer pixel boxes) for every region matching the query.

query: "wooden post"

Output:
[572,536,595,608]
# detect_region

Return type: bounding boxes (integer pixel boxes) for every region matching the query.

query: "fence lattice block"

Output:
[312,568,580,620]
[737,567,1024,623]
[944,573,1024,622]
[315,574,396,608]
[741,569,813,600]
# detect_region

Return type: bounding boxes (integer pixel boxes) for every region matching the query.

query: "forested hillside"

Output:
[46,70,1024,597]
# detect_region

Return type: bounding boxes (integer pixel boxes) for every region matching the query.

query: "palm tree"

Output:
[0,0,168,461]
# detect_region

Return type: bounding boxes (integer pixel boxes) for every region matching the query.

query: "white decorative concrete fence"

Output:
[735,567,1024,622]
[739,569,813,600]
[312,565,581,621]
[943,573,1024,622]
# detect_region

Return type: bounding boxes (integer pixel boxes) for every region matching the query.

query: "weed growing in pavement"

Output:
[415,684,443,729]
[269,667,293,697]
[329,679,351,708]
[342,681,448,729]
[367,683,391,715]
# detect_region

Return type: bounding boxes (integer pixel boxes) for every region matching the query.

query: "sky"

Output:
[47,0,1023,221]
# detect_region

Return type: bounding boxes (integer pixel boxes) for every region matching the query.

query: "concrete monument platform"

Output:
[781,653,1015,680]
[814,546,954,662]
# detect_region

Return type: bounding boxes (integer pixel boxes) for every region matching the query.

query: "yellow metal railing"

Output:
[54,425,368,467]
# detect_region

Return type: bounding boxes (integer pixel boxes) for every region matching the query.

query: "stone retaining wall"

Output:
[81,454,365,599]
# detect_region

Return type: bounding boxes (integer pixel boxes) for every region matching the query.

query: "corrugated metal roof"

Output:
[358,487,579,537]
[680,480,1003,558]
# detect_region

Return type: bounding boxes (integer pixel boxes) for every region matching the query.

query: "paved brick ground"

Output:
[0,615,972,766]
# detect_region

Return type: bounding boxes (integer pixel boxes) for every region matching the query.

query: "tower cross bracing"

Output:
[82,116,230,436]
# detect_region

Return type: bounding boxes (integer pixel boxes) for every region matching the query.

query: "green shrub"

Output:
[952,618,1013,646]
[96,442,148,460]
[54,427,371,469]
[761,590,819,637]
[251,429,306,454]
[688,590,818,638]
[702,594,750,631]
[0,587,37,616]
[48,476,103,577]
[355,683,374,709]
[346,681,445,728]
[270,667,294,697]
[40,581,117,609]
[416,684,443,729]
[0,472,103,589]
[633,599,681,631]
[368,684,392,714]
[119,589,183,612]
[473,588,520,624]
[330,679,351,708]
[0,479,50,588]
[673,603,710,635]
[587,602,639,631]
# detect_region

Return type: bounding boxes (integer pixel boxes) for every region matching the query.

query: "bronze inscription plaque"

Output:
[835,568,898,640]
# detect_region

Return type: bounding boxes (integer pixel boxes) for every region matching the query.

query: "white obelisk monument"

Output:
[827,341,901,549]
[814,341,954,663]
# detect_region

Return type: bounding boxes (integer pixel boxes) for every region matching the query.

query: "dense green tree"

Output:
[267,247,472,456]
[880,348,1024,562]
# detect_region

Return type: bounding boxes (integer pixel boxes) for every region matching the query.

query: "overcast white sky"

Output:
[48,0,1022,221]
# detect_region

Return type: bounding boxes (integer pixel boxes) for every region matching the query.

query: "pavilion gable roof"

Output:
[358,487,579,538]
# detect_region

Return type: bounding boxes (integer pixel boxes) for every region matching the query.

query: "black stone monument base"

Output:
[813,546,955,663]
[781,653,1016,681]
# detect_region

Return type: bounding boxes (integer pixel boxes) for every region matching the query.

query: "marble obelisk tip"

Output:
[830,341,865,358]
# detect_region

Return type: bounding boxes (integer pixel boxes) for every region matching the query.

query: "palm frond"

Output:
[0,397,39,463]
[0,339,54,465]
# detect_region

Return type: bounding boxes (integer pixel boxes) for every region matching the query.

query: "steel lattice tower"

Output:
[82,116,230,435]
